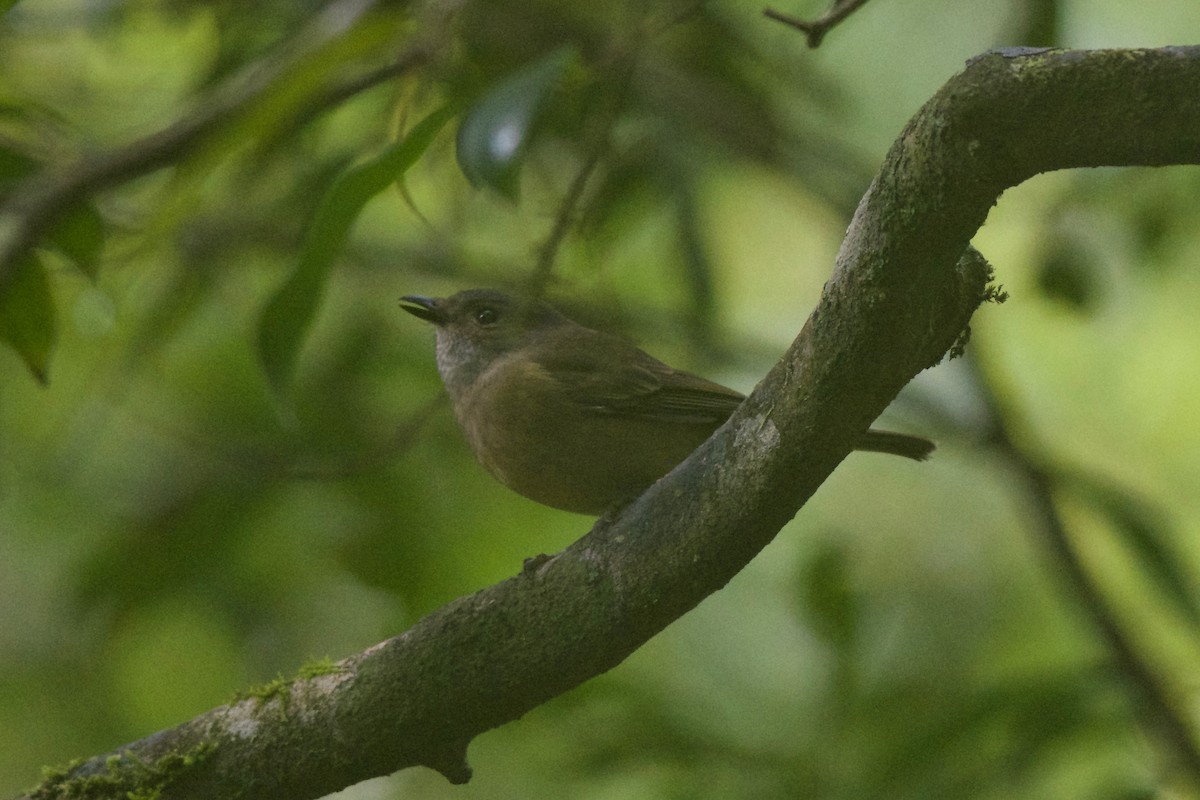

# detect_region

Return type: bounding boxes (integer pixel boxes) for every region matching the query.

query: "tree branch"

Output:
[22,46,1200,800]
[0,0,439,296]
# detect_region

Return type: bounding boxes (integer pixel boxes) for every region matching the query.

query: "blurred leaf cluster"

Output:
[3,0,1200,798]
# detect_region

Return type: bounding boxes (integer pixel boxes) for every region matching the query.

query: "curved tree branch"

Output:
[23,46,1200,800]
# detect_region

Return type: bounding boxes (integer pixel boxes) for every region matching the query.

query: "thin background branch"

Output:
[0,0,444,294]
[969,353,1200,784]
[764,0,872,47]
[526,142,608,297]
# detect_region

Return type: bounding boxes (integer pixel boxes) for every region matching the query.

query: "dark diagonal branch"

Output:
[969,354,1200,783]
[22,46,1200,800]
[526,132,608,298]
[526,29,639,298]
[764,0,872,47]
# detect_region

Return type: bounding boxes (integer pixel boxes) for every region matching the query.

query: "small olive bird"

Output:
[402,289,933,515]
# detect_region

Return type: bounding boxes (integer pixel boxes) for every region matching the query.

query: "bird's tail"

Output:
[855,429,936,461]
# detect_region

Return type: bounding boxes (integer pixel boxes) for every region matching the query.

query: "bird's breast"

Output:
[452,356,718,514]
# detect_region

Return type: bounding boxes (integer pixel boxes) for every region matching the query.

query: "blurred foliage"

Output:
[3,0,1200,798]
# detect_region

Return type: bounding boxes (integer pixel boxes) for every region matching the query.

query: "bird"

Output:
[402,288,933,515]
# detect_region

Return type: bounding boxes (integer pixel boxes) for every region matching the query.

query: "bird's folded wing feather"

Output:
[531,332,744,424]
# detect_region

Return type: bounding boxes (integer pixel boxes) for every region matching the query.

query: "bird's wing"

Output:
[531,332,745,424]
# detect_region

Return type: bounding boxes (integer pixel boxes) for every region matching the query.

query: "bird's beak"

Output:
[400,295,445,324]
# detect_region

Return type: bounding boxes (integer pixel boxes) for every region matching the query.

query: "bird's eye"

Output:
[473,307,499,326]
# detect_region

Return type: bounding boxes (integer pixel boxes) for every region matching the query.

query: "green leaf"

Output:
[48,203,107,280]
[456,46,578,198]
[0,139,37,193]
[0,142,105,279]
[257,104,456,393]
[0,255,57,383]
[797,538,859,651]
[1035,237,1099,314]
[1068,471,1200,626]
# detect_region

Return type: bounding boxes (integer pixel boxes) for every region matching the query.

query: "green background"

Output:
[3,0,1200,797]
